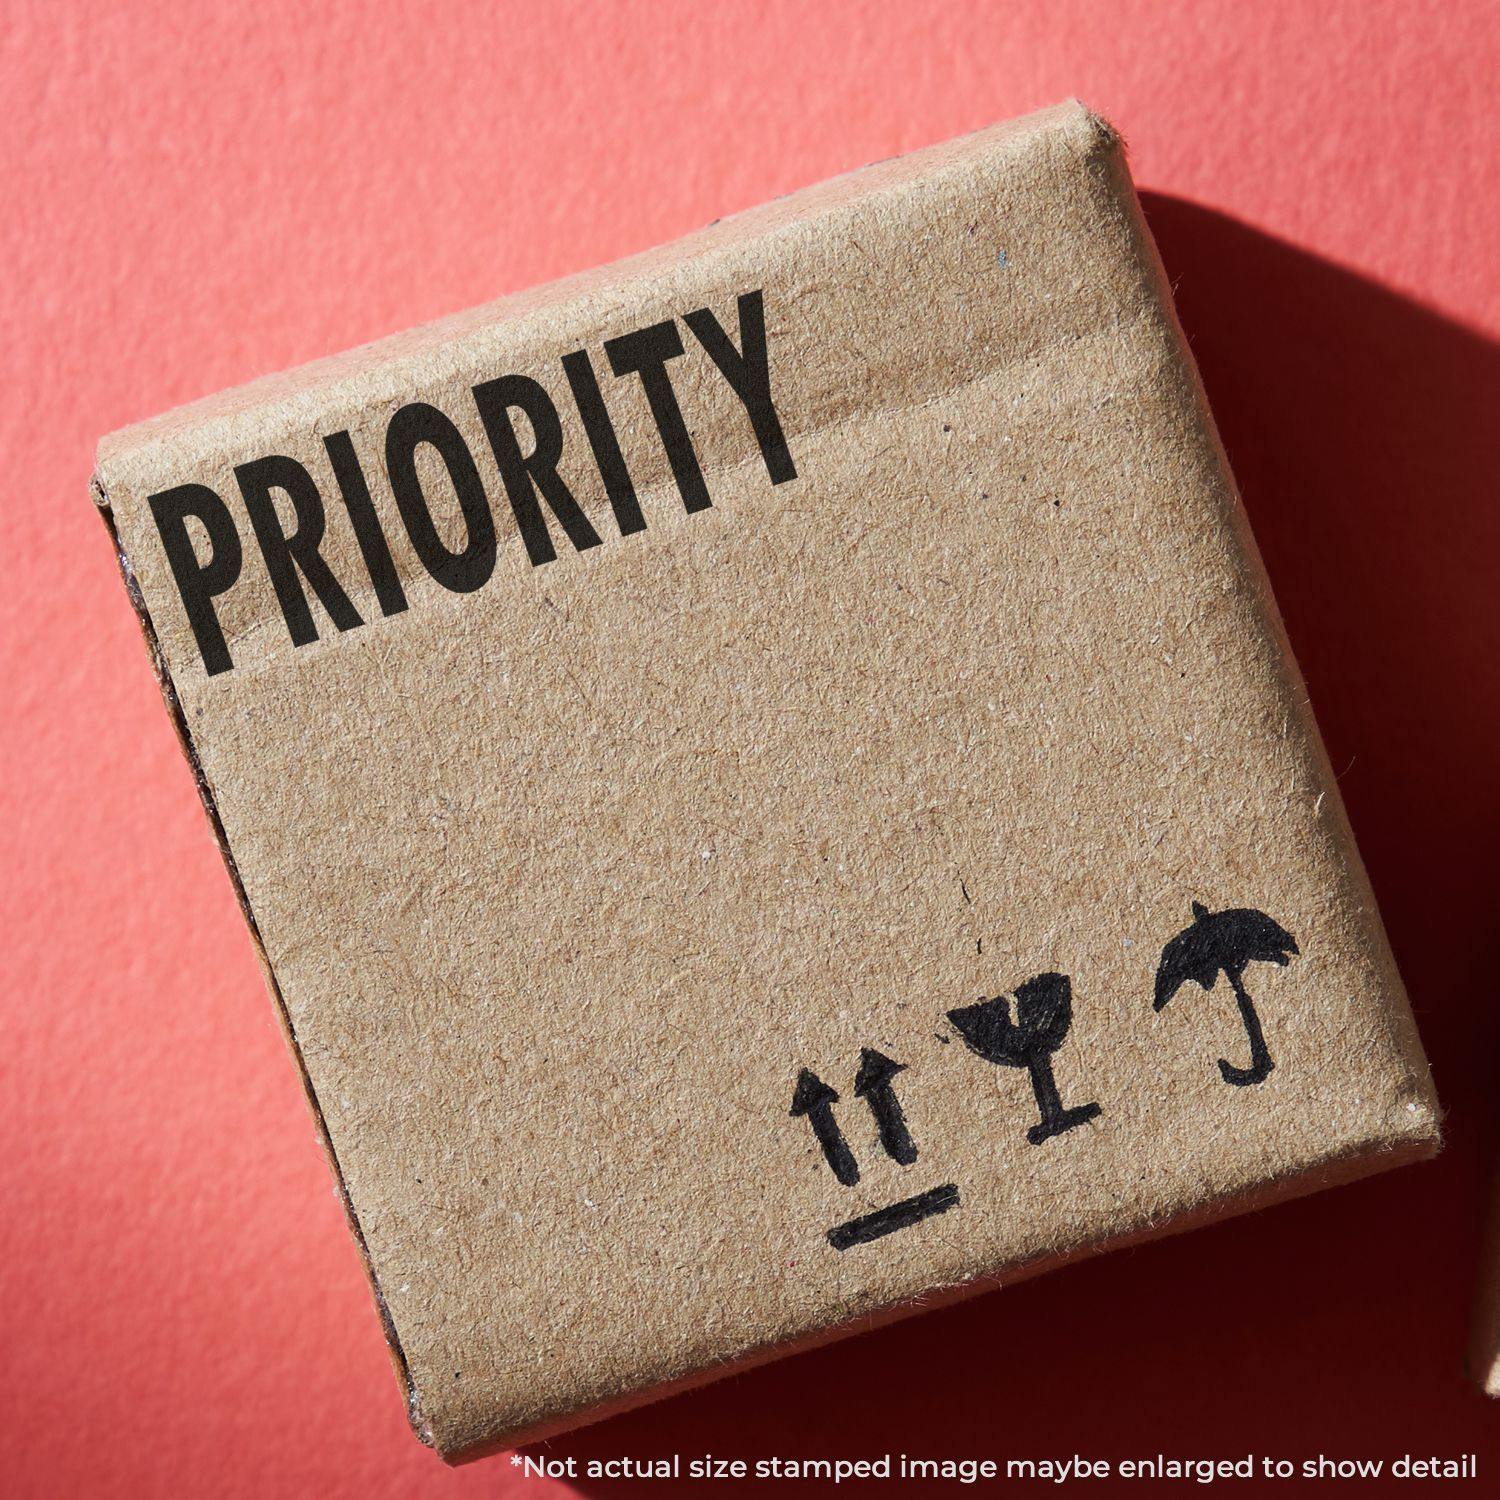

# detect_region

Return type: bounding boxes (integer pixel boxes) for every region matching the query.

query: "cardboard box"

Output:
[93,101,1439,1460]
[1471,1180,1500,1393]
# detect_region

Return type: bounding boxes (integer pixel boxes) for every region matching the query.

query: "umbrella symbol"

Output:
[946,972,1102,1145]
[1154,901,1299,1086]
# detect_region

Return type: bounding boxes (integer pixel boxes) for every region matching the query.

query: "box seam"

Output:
[90,473,436,1450]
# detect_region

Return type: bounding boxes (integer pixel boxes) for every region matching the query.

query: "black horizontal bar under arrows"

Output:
[826,1183,960,1251]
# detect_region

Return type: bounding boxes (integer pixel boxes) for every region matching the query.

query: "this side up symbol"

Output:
[789,1048,918,1186]
[790,1048,959,1250]
[947,972,1102,1144]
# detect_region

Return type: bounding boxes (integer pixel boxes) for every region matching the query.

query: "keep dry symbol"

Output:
[947,972,1102,1145]
[1154,901,1299,1086]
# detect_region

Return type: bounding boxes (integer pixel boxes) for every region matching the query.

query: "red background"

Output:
[5,2,1499,1494]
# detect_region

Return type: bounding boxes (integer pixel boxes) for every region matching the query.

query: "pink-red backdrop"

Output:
[5,2,1498,1495]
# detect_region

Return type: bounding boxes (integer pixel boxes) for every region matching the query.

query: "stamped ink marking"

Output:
[791,1048,960,1251]
[790,1069,860,1186]
[852,1047,917,1165]
[826,1183,961,1251]
[1154,902,1299,1086]
[784,899,1304,1249]
[947,972,1102,1144]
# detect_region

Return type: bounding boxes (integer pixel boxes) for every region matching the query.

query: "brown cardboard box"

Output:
[1471,1178,1500,1393]
[94,101,1439,1460]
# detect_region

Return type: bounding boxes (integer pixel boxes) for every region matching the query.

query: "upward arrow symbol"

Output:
[790,1069,859,1186]
[853,1048,917,1165]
